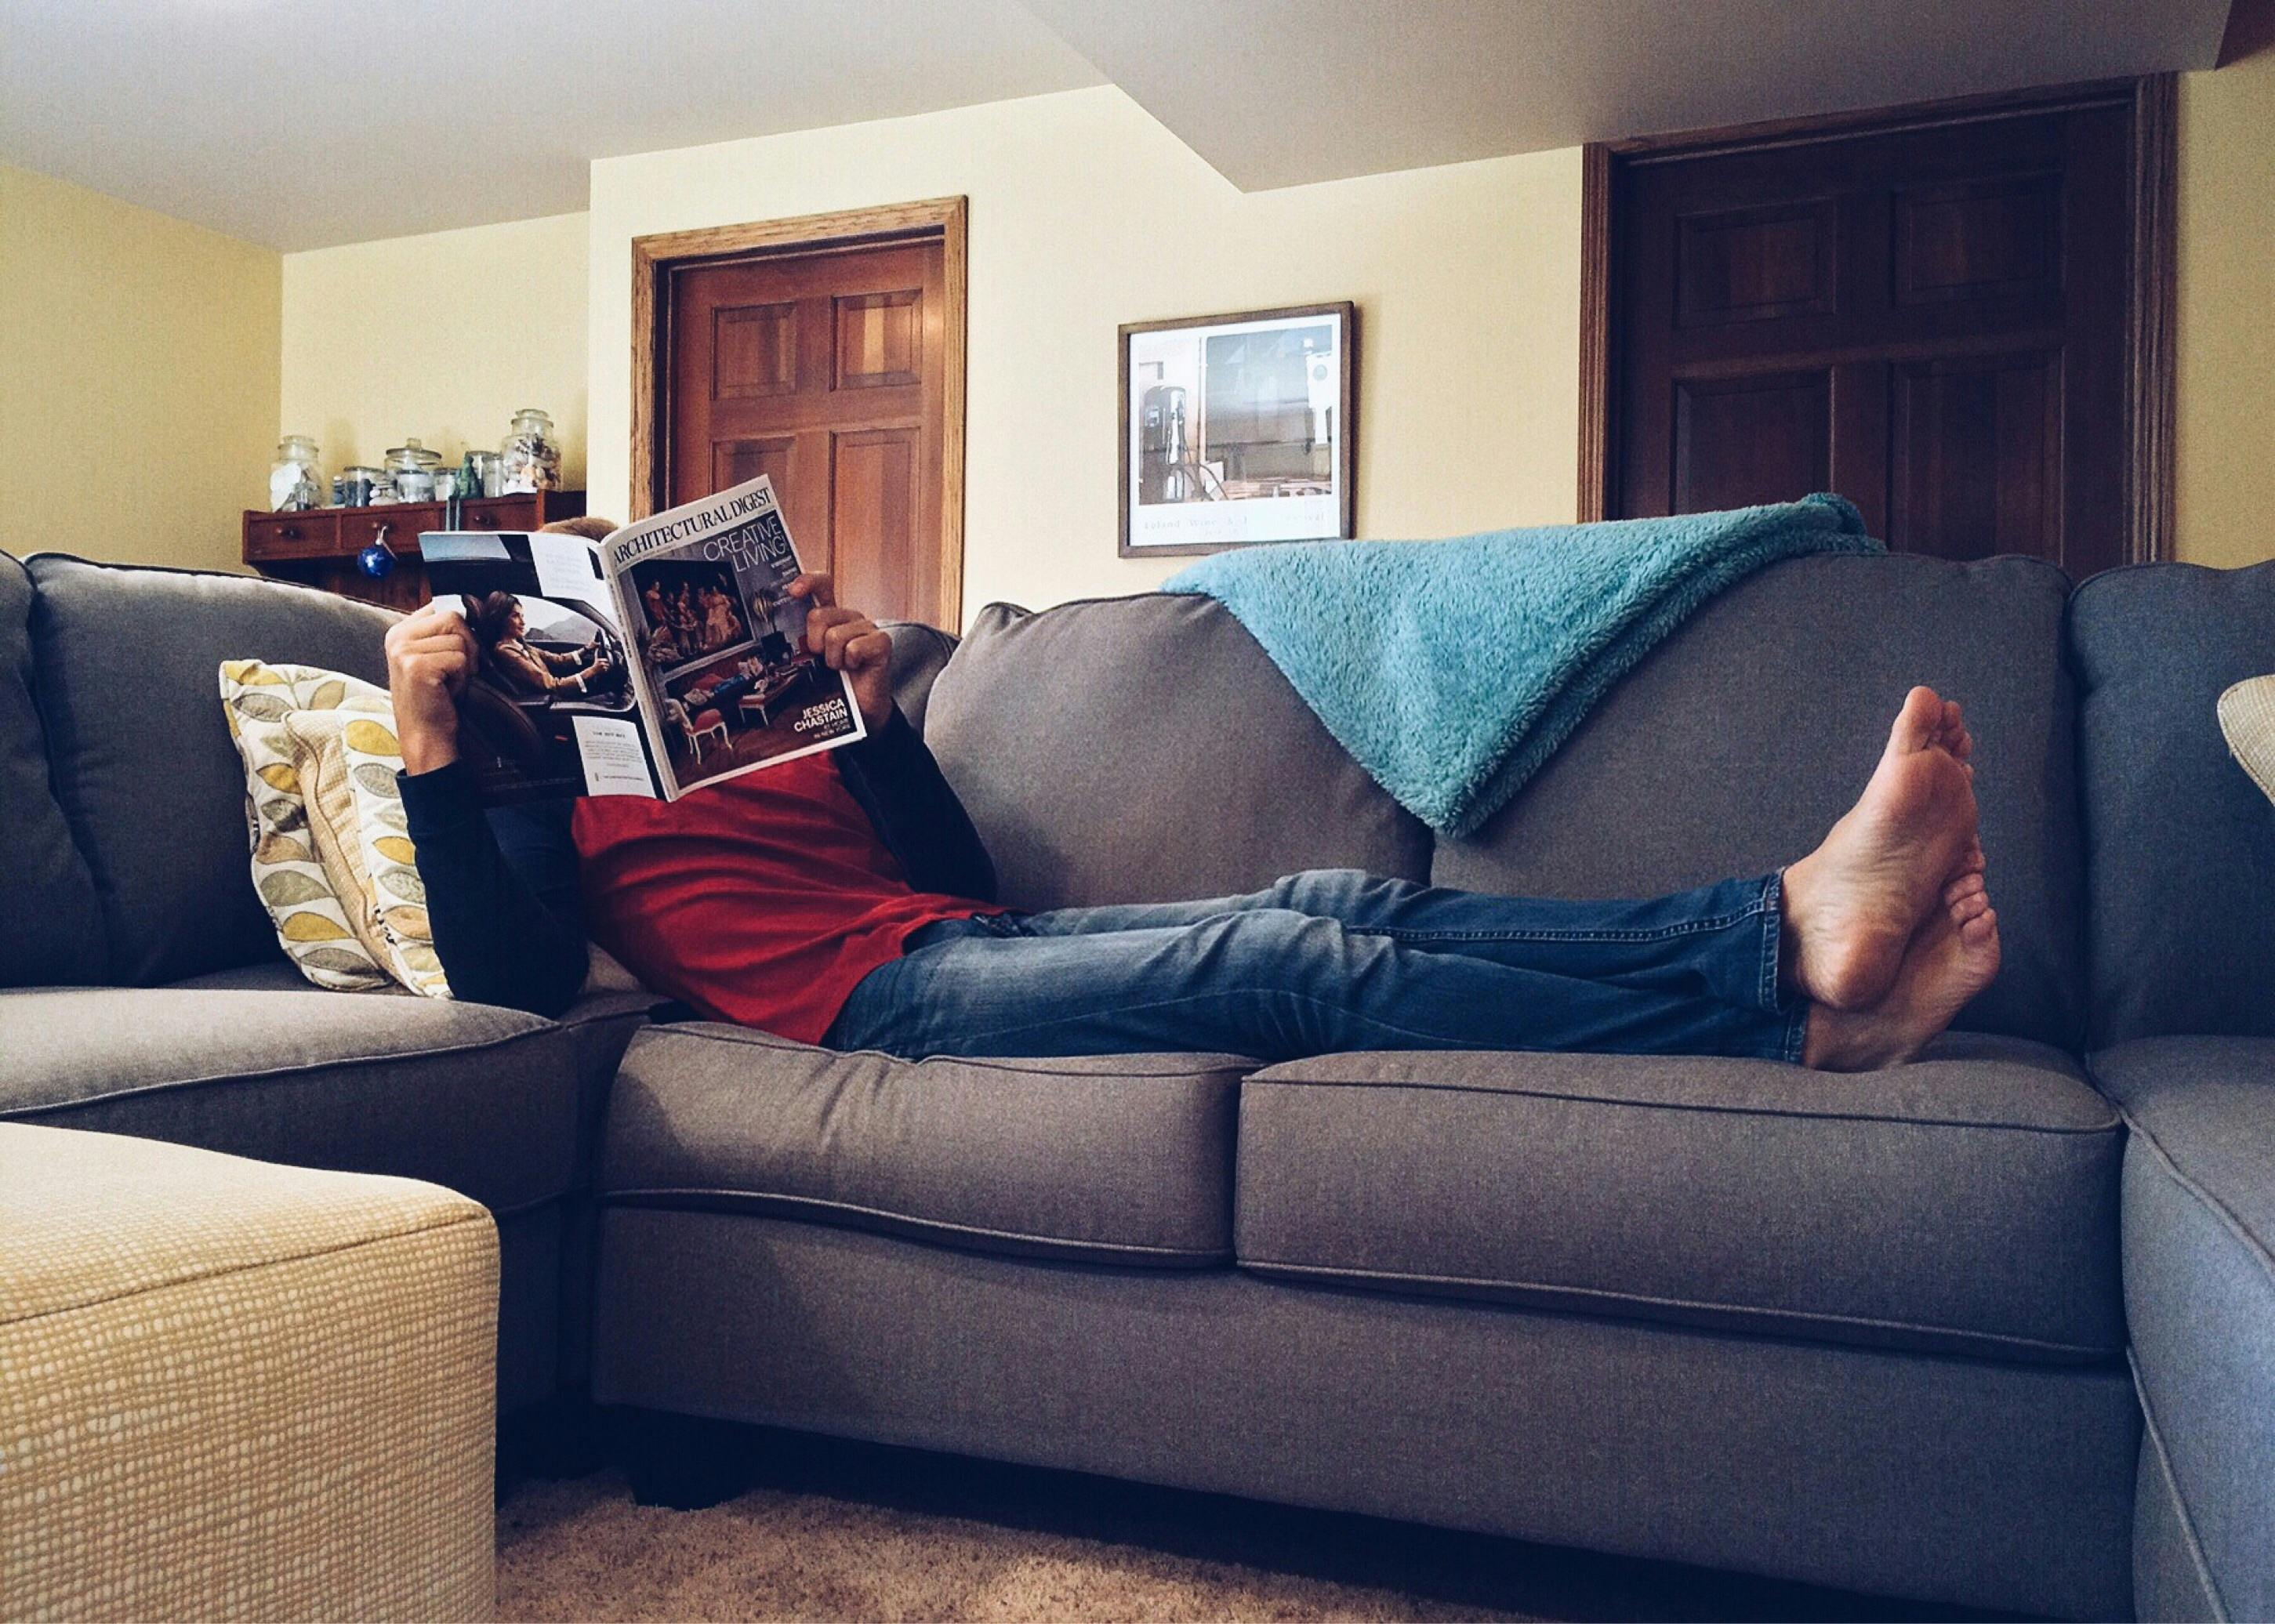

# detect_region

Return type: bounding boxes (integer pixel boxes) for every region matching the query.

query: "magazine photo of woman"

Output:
[464,590,616,698]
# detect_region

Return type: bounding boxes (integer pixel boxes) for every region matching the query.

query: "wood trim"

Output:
[1116,302,1358,558]
[1606,77,2139,162]
[2126,73,2178,564]
[628,195,969,625]
[1580,78,2178,555]
[1577,143,1613,523]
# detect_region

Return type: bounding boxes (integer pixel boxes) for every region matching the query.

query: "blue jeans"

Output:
[827,869,1809,1064]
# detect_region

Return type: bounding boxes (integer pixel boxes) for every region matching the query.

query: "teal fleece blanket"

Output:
[1164,493,1879,836]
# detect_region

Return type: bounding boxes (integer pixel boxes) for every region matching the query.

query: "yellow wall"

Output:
[0,162,278,571]
[2175,47,2275,569]
[280,212,589,491]
[587,87,1583,619]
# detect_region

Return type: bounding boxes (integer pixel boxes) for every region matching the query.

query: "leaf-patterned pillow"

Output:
[285,706,452,998]
[218,659,394,990]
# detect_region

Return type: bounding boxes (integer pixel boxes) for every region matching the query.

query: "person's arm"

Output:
[493,640,590,694]
[837,705,997,902]
[793,572,997,904]
[400,765,589,1017]
[388,605,590,1017]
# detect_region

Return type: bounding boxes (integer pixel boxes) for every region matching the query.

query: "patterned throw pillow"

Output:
[281,709,451,997]
[217,660,395,991]
[2219,674,2275,807]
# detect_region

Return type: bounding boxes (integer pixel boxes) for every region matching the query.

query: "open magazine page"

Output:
[602,476,866,799]
[417,530,662,804]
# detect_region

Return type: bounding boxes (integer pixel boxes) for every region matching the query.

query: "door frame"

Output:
[630,195,968,625]
[1577,78,2176,565]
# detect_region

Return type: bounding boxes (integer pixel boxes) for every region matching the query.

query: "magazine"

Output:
[415,475,865,804]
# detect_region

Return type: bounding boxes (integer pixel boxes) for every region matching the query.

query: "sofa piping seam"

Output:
[0,1206,492,1332]
[2099,1084,2275,1289]
[2129,1346,2235,1622]
[636,1024,1256,1080]
[1242,1075,2118,1136]
[1235,1256,2120,1361]
[602,1185,1226,1262]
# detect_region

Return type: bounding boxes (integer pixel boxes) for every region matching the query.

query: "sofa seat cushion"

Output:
[1235,1032,2124,1361]
[2092,1036,2275,1622]
[0,981,581,1213]
[597,1022,1246,1264]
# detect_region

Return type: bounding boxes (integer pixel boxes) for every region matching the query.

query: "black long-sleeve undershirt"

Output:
[399,705,996,1020]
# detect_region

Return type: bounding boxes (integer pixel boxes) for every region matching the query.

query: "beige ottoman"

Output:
[2,1123,498,1622]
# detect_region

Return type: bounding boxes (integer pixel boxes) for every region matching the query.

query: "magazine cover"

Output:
[604,477,866,798]
[416,475,865,804]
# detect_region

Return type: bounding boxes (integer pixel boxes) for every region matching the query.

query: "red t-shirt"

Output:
[569,752,992,1044]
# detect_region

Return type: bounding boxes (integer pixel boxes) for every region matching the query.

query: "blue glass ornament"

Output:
[356,541,394,578]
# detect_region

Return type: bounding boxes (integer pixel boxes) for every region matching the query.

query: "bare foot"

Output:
[1781,687,1979,1010]
[1803,872,2002,1071]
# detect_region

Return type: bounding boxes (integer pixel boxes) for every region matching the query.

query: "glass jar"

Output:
[499,408,561,494]
[338,466,380,506]
[384,438,443,503]
[467,450,505,498]
[268,435,325,512]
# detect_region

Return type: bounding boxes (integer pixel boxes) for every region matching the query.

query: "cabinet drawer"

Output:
[457,497,541,530]
[340,506,437,560]
[244,511,339,561]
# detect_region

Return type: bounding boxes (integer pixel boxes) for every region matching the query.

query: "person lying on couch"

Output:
[388,569,1999,1073]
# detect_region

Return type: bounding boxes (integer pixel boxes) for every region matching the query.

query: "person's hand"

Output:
[384,603,479,774]
[789,572,894,730]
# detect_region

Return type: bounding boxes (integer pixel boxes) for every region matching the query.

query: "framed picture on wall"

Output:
[1118,302,1356,557]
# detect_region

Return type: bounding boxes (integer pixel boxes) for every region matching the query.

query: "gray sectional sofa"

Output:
[3,544,2270,1620]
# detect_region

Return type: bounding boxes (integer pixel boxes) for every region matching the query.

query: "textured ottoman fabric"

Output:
[600,1022,1247,1263]
[0,1122,495,1622]
[1236,1032,2124,1361]
[2093,1037,2275,1622]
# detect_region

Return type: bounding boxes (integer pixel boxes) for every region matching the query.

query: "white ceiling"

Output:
[1021,0,2235,191]
[0,0,1103,250]
[0,0,2235,252]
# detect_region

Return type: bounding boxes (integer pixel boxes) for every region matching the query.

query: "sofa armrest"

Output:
[2092,1038,2275,1622]
[0,1122,497,1622]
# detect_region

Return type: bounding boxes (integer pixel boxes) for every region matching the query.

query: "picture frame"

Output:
[1118,302,1357,558]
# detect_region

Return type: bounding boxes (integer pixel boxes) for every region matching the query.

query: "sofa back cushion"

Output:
[0,553,108,986]
[923,594,1431,910]
[1432,553,2084,1048]
[2069,560,2275,1045]
[25,556,394,985]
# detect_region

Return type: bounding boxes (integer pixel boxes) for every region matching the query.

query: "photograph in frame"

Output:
[1119,302,1356,557]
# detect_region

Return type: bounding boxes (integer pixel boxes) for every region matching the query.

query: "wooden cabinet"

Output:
[243,491,587,611]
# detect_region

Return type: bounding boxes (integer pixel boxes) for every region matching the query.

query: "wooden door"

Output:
[1607,92,2139,577]
[666,237,952,625]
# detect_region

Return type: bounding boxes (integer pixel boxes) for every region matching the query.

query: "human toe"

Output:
[1889,686,1945,754]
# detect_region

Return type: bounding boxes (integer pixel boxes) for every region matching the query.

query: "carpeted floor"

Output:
[497,1470,1527,1622]
[492,1426,2005,1623]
